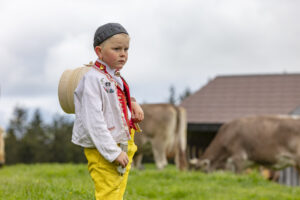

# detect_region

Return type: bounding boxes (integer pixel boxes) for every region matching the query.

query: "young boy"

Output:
[72,23,144,200]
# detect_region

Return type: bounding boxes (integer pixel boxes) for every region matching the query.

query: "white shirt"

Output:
[72,66,131,162]
[97,59,131,119]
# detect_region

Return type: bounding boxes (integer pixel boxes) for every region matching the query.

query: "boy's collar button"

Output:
[114,70,121,77]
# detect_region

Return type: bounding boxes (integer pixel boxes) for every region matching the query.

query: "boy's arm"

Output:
[78,75,122,162]
[131,100,144,123]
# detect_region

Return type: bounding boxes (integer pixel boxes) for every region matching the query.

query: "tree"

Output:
[168,85,176,104]
[18,109,49,163]
[48,115,86,163]
[7,107,28,138]
[4,106,86,164]
[179,87,191,102]
[5,107,28,164]
[168,85,192,105]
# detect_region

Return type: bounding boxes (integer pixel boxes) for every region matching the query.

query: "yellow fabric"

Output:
[84,129,137,200]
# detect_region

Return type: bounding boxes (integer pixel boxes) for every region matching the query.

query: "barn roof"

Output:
[180,73,300,124]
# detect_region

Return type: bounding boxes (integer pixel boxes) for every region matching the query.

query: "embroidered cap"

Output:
[93,23,128,48]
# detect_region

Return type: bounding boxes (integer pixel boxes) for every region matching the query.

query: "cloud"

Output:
[44,33,94,92]
[1,0,300,128]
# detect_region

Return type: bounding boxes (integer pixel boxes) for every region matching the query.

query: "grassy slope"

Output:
[0,164,299,200]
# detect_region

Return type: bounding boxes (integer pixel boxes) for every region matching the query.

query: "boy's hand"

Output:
[131,102,144,123]
[115,151,129,168]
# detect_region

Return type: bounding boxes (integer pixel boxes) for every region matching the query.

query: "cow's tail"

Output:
[174,105,188,170]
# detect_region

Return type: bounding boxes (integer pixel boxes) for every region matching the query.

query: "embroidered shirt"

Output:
[96,59,131,120]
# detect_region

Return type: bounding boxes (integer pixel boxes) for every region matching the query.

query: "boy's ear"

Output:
[94,46,103,59]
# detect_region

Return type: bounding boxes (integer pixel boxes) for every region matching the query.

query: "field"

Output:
[0,164,300,200]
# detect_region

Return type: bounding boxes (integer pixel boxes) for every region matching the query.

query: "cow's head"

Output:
[189,158,211,172]
[196,159,211,172]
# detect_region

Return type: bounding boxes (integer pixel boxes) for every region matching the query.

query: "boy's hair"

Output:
[93,23,128,48]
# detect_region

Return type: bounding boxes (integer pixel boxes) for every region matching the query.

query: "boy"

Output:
[72,23,144,200]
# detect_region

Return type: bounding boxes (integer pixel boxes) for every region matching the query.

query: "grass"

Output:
[0,164,300,200]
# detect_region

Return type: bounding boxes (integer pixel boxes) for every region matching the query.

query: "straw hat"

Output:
[58,63,93,114]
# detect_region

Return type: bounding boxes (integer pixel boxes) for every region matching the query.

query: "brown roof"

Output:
[180,73,300,124]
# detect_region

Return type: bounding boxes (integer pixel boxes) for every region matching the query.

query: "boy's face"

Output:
[95,33,130,70]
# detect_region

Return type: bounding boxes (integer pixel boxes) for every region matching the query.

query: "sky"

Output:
[1,0,300,129]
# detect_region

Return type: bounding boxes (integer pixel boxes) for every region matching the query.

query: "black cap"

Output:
[93,23,128,48]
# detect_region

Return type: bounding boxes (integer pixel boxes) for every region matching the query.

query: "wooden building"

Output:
[181,73,300,185]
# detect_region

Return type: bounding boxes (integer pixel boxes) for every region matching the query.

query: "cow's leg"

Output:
[226,152,250,173]
[175,149,188,171]
[269,170,280,182]
[133,153,144,170]
[151,139,168,170]
[133,133,148,170]
[295,155,300,176]
[174,107,187,171]
[292,147,300,182]
[225,157,236,172]
[226,158,246,173]
[296,146,300,169]
[174,148,179,168]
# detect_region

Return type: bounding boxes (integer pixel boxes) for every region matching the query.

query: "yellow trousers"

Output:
[84,130,137,200]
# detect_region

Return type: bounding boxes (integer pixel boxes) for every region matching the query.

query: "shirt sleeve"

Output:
[79,75,122,162]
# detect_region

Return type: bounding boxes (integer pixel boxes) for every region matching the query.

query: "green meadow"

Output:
[0,164,299,200]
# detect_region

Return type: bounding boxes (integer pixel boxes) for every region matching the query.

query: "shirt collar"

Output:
[96,59,124,89]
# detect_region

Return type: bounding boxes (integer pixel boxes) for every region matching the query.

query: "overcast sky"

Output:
[1,0,300,129]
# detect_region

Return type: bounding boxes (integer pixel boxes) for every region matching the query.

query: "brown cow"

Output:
[196,115,300,173]
[0,126,5,167]
[134,104,187,170]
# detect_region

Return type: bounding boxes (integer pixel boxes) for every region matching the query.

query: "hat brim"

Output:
[58,67,91,114]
